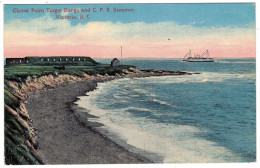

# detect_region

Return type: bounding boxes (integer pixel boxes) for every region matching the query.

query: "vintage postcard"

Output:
[2,1,257,167]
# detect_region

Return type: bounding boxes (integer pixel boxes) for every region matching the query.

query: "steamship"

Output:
[183,50,214,62]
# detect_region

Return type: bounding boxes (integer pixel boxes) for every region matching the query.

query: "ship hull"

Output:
[183,58,214,62]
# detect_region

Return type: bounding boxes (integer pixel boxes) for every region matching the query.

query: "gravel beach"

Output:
[26,79,151,164]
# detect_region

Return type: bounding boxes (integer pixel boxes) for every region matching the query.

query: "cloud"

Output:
[5,14,255,39]
[5,14,80,35]
[4,14,256,58]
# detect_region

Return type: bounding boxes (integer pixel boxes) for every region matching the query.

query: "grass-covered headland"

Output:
[4,64,133,82]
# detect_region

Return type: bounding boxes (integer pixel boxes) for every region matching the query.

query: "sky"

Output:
[4,3,256,58]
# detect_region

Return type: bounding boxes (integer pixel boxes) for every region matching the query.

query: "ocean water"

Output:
[76,59,256,163]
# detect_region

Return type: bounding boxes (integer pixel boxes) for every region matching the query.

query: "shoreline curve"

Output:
[24,70,194,164]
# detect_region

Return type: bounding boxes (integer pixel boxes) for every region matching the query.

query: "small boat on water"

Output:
[183,50,214,62]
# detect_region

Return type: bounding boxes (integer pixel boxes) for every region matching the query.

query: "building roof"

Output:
[111,58,120,62]
[25,56,91,58]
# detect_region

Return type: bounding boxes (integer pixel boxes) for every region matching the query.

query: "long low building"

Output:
[5,56,99,66]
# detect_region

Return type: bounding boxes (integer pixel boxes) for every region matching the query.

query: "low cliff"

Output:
[4,74,89,164]
[4,66,142,164]
[4,66,192,165]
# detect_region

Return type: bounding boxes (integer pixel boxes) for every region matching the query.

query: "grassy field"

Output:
[4,64,133,82]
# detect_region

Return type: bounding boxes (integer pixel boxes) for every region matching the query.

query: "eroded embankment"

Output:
[4,67,192,164]
[4,67,143,164]
[4,73,95,164]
